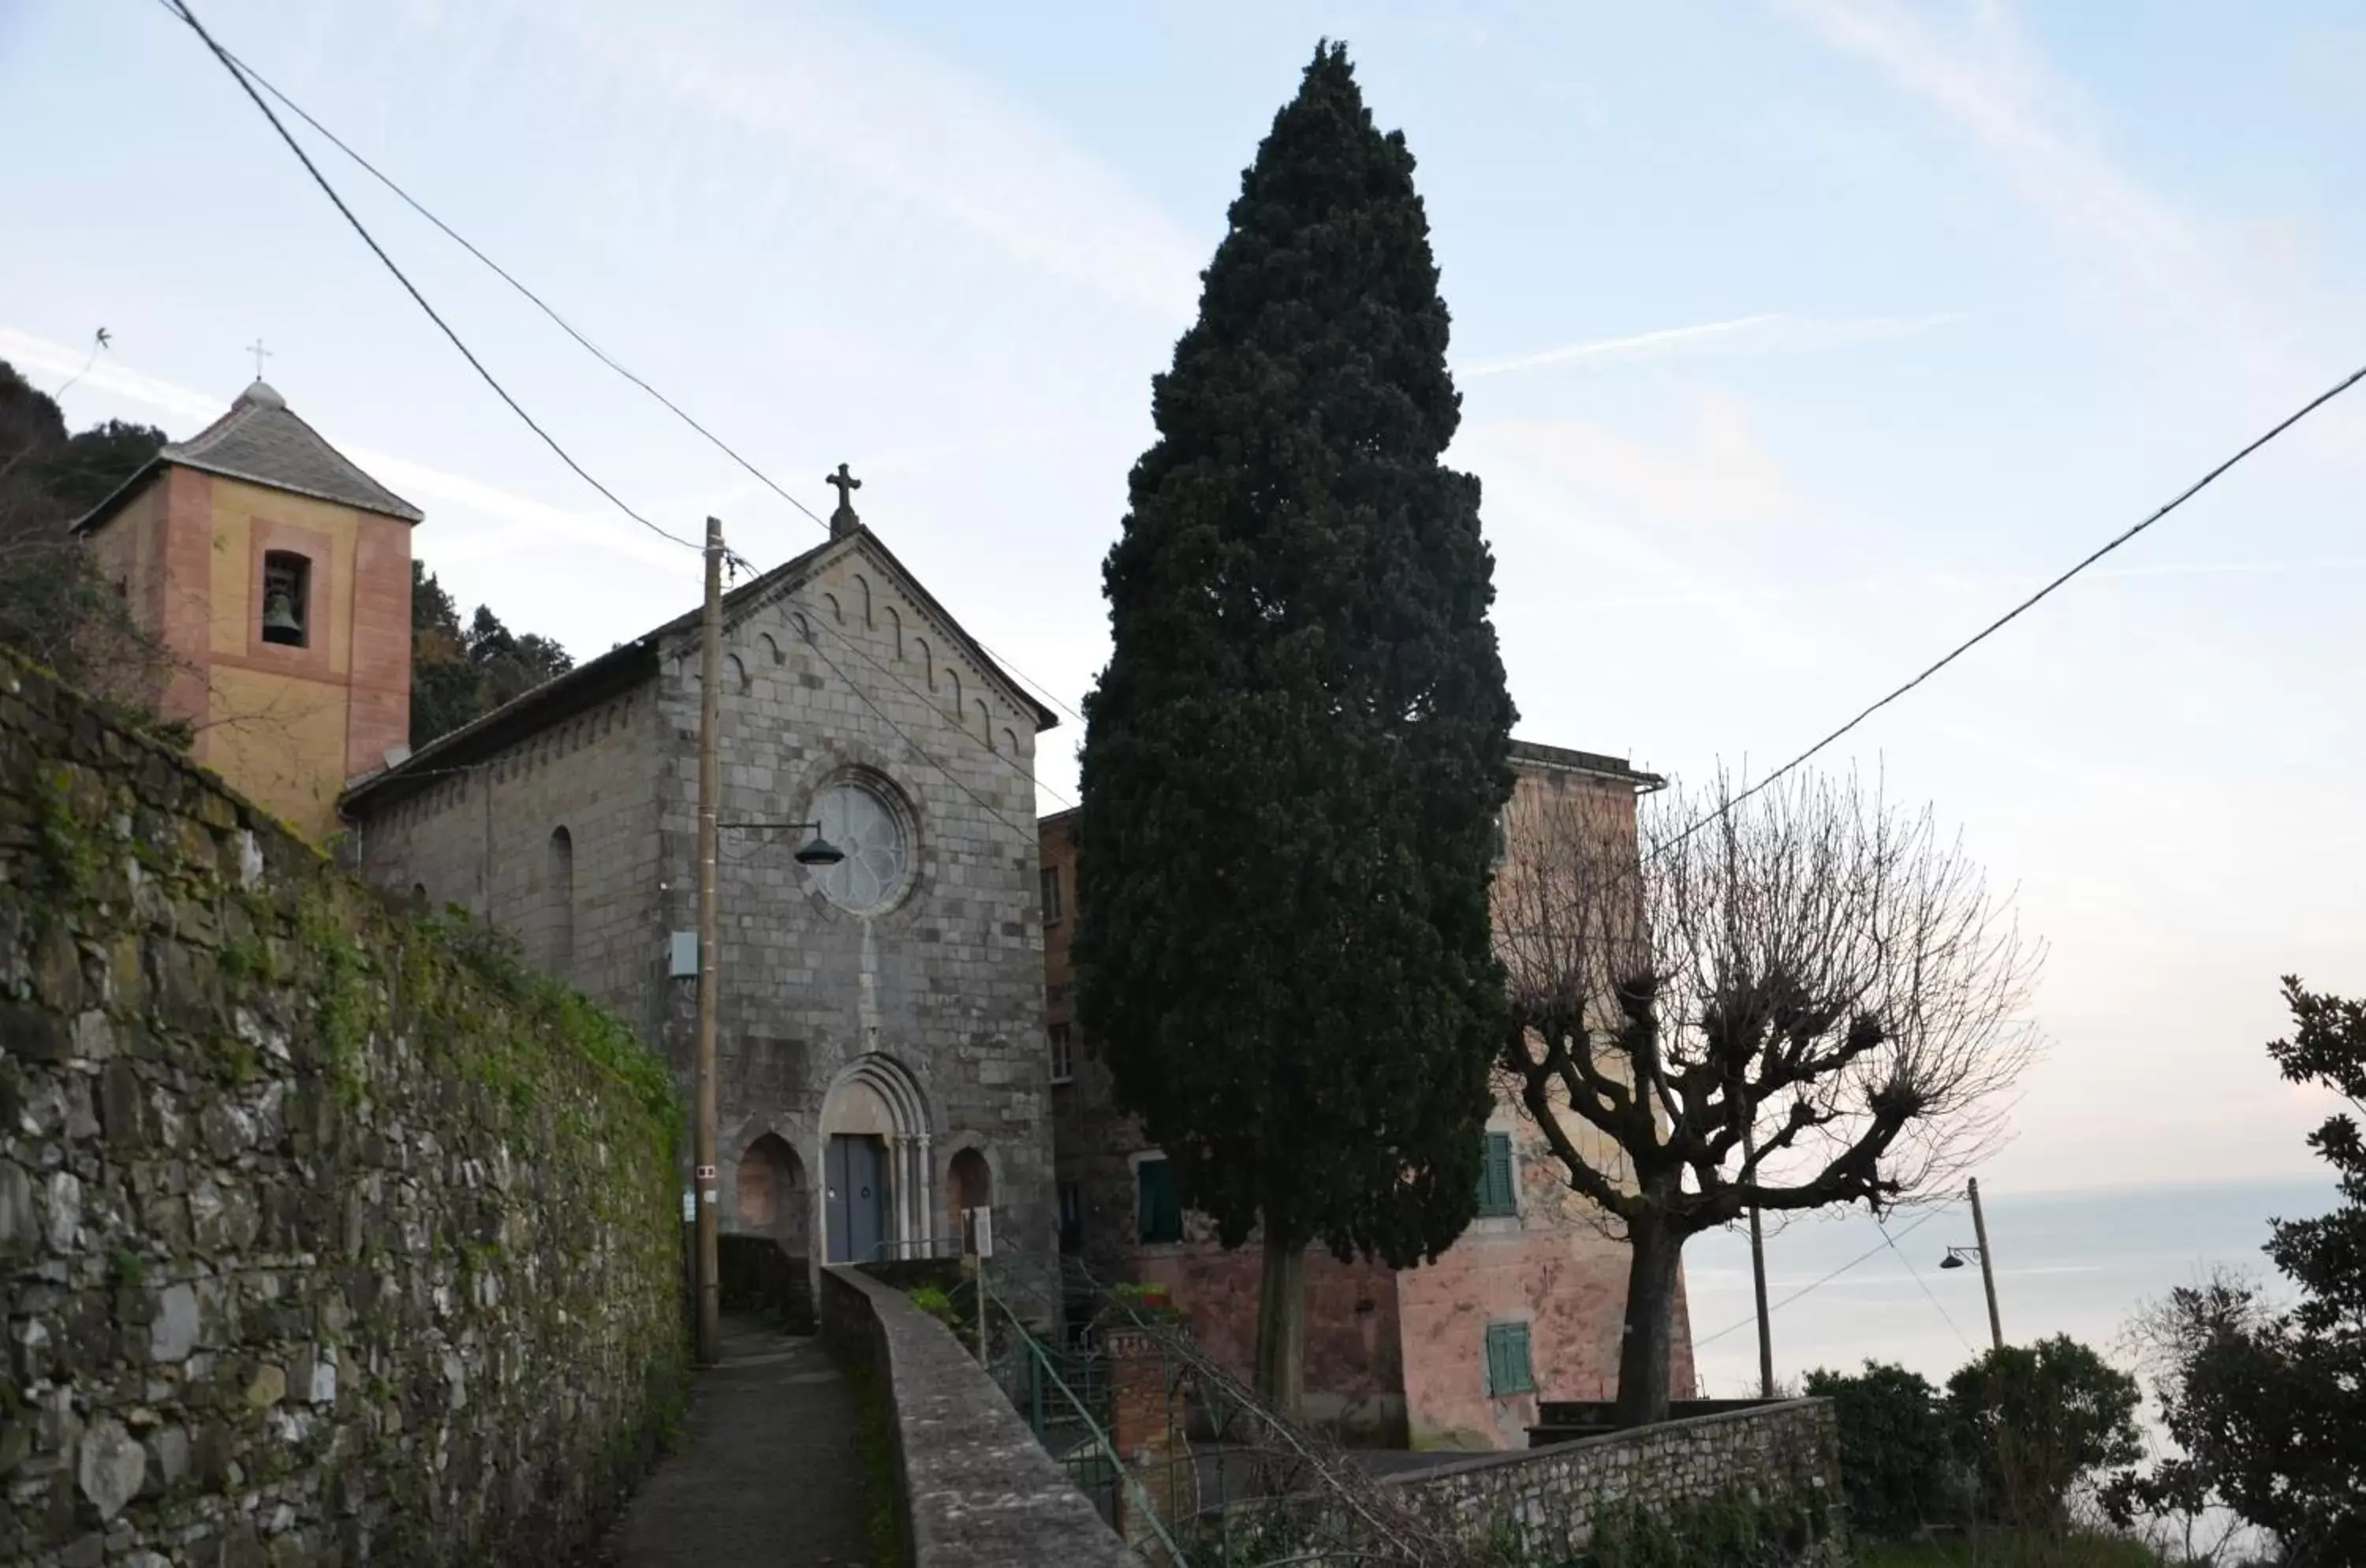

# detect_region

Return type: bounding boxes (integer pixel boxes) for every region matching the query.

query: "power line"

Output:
[181,12,838,542]
[786,599,1077,812]
[157,0,703,557]
[1659,355,2366,855]
[184,9,1096,739]
[1692,1203,1950,1349]
[798,625,1050,844]
[1879,1217,1980,1360]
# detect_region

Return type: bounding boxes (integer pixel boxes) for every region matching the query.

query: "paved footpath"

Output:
[587,1318,872,1568]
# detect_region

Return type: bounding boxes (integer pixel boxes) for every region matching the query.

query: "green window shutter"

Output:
[1485,1322,1534,1396]
[1137,1158,1182,1244]
[1476,1131,1517,1217]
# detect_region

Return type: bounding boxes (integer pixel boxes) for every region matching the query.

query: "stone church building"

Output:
[341,498,1061,1307]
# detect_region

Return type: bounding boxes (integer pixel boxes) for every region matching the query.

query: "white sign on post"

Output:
[681,1190,695,1223]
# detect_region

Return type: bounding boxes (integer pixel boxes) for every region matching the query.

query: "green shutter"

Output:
[1485,1321,1534,1396]
[1476,1131,1517,1217]
[1137,1158,1183,1244]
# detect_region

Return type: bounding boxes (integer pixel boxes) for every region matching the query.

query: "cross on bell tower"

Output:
[826,462,862,539]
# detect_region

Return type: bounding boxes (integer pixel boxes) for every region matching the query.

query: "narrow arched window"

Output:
[547,826,575,976]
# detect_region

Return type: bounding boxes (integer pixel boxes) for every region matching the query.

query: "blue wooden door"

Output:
[826,1134,886,1262]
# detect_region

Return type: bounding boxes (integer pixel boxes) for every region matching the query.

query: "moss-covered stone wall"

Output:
[0,656,689,1566]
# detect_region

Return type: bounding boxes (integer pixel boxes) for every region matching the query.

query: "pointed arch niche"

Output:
[819,1054,937,1263]
[734,1132,808,1256]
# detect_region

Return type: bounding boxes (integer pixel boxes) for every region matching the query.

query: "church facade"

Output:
[340,505,1061,1312]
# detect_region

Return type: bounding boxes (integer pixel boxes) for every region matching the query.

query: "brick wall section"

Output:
[341,514,412,785]
[1385,1398,1845,1564]
[0,656,687,1566]
[820,1266,1142,1567]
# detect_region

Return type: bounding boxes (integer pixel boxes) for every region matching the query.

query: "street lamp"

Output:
[1940,1177,2006,1353]
[719,819,846,867]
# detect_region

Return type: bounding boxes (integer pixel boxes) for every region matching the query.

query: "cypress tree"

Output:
[1074,43,1515,1411]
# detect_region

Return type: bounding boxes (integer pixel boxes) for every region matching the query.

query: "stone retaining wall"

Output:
[1388,1398,1845,1563]
[821,1265,1141,1568]
[1,658,688,1566]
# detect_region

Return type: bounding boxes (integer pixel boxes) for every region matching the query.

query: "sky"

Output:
[3,0,2362,1197]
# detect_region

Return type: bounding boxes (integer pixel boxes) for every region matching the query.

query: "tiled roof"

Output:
[163,382,422,521]
[76,381,422,530]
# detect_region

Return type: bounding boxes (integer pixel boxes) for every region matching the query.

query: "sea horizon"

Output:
[1679,1174,2338,1401]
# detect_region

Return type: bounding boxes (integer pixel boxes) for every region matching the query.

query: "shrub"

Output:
[1805,1360,1951,1537]
[1944,1335,2140,1533]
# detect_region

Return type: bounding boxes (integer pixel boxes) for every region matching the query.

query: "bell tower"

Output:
[75,380,420,842]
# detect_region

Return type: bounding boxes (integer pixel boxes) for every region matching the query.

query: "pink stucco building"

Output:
[1039,740,1697,1450]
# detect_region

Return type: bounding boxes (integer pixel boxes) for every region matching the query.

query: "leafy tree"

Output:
[408,559,572,746]
[0,360,173,722]
[1075,42,1515,1409]
[39,420,171,514]
[1804,1361,1953,1538]
[1498,772,2039,1426]
[1946,1335,2140,1535]
[2103,980,2366,1566]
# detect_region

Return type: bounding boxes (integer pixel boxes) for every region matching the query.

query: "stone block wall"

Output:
[355,678,664,1032]
[1387,1398,1845,1564]
[1,657,688,1566]
[819,1265,1141,1568]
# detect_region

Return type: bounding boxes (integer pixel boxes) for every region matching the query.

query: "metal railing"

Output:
[956,1256,1483,1568]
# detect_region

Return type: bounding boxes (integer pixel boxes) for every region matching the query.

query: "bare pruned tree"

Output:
[1497,770,2040,1427]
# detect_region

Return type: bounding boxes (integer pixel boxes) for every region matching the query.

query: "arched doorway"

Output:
[819,1055,932,1263]
[724,1133,812,1327]
[947,1147,991,1252]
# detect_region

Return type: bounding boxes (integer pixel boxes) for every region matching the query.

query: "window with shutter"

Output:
[1475,1131,1517,1217]
[1484,1321,1534,1396]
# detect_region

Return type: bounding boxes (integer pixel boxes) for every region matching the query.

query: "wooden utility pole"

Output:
[1968,1176,2004,1353]
[692,516,725,1365]
[1743,1122,1773,1398]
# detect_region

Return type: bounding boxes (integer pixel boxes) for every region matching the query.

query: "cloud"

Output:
[1461,310,1961,379]
[1776,0,2258,351]
[1547,554,2366,612]
[513,0,1204,319]
[1782,0,2366,472]
[1471,393,1795,525]
[0,329,225,425]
